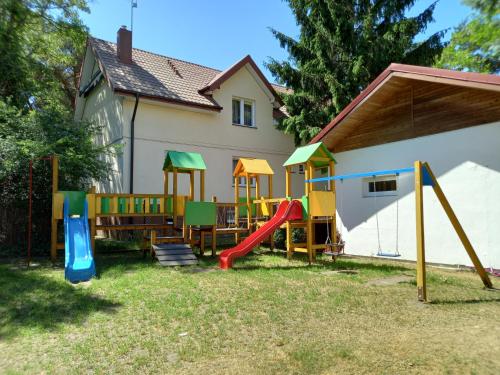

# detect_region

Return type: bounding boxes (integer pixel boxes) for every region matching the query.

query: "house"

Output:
[75,26,301,202]
[311,64,500,269]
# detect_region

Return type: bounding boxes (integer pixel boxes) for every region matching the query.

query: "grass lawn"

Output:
[1,247,499,374]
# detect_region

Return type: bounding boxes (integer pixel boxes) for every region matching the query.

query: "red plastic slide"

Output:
[219,200,303,269]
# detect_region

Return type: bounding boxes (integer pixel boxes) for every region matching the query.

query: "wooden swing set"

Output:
[307,160,494,302]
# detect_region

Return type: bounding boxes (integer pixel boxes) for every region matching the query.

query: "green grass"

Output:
[1,247,499,374]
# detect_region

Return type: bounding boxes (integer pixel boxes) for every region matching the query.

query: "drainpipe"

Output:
[130,93,140,193]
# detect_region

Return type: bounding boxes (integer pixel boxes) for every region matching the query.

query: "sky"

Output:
[80,0,472,83]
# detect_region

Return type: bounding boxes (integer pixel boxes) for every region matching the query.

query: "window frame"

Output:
[232,97,256,128]
[362,175,398,197]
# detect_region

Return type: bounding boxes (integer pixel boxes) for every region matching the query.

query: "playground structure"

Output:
[42,141,493,300]
[232,158,274,242]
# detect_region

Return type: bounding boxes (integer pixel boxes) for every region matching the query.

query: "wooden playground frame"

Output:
[307,159,494,301]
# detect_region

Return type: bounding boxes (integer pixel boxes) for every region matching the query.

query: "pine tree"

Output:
[267,0,446,144]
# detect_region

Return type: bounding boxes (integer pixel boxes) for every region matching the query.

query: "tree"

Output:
[267,0,446,144]
[0,1,118,253]
[436,0,499,74]
[0,0,89,109]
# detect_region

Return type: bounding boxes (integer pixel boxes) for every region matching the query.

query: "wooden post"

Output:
[255,175,260,218]
[200,170,205,202]
[173,168,178,226]
[285,167,292,259]
[307,216,313,264]
[415,161,427,302]
[268,175,273,199]
[151,230,157,257]
[246,173,252,233]
[285,167,291,197]
[212,224,217,257]
[182,196,188,242]
[304,164,309,196]
[89,186,96,255]
[286,221,292,260]
[189,170,195,201]
[308,162,314,194]
[330,161,336,245]
[163,170,169,197]
[269,175,274,250]
[234,176,240,243]
[50,156,59,262]
[424,162,493,289]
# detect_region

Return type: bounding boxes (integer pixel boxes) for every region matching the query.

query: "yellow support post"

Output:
[234,176,240,243]
[173,168,178,226]
[307,215,313,264]
[246,174,251,233]
[189,170,195,201]
[269,175,274,250]
[200,170,205,202]
[286,221,292,259]
[329,161,336,245]
[255,175,260,218]
[414,161,427,302]
[304,164,309,196]
[285,167,291,197]
[424,162,493,289]
[308,162,314,194]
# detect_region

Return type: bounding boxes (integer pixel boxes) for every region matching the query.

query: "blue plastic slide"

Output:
[64,196,96,282]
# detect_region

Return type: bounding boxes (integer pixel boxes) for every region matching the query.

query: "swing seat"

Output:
[324,241,345,257]
[376,252,401,258]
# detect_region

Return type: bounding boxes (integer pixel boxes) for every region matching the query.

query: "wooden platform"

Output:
[152,243,198,266]
[97,223,173,231]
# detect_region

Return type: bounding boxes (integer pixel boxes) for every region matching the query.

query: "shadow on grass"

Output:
[94,252,151,277]
[429,296,500,305]
[230,251,412,273]
[0,266,120,340]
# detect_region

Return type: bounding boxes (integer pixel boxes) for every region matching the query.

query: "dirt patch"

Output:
[366,275,414,286]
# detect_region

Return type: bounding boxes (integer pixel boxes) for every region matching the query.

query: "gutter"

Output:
[130,93,140,193]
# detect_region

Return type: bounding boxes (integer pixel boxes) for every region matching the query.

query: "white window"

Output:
[363,176,398,197]
[232,158,256,187]
[232,97,255,127]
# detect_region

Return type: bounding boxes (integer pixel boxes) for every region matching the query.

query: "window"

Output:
[363,176,398,197]
[232,98,255,127]
[232,158,256,187]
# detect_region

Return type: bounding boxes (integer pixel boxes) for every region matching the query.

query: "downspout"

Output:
[130,93,140,193]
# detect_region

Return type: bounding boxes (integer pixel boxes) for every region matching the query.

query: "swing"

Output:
[324,179,345,258]
[373,174,401,257]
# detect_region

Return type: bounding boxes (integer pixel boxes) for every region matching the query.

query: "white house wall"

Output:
[334,121,500,269]
[121,65,301,201]
[75,45,125,193]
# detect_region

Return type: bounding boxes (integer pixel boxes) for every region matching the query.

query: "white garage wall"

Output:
[334,121,500,269]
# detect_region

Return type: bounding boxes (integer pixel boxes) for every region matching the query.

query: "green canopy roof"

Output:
[163,151,207,171]
[283,142,336,168]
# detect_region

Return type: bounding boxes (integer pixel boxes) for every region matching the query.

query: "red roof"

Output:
[310,63,500,144]
[199,55,284,106]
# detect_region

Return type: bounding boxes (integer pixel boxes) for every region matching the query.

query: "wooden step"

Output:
[153,243,191,251]
[158,259,198,266]
[157,254,197,261]
[154,248,193,256]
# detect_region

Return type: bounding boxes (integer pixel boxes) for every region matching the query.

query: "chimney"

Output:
[117,25,132,64]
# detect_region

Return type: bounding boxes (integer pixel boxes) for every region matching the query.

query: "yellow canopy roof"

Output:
[233,158,274,177]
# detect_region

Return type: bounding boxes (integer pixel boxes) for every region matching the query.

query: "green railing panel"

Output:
[185,201,216,226]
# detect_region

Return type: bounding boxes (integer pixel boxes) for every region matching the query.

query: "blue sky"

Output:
[81,0,472,82]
